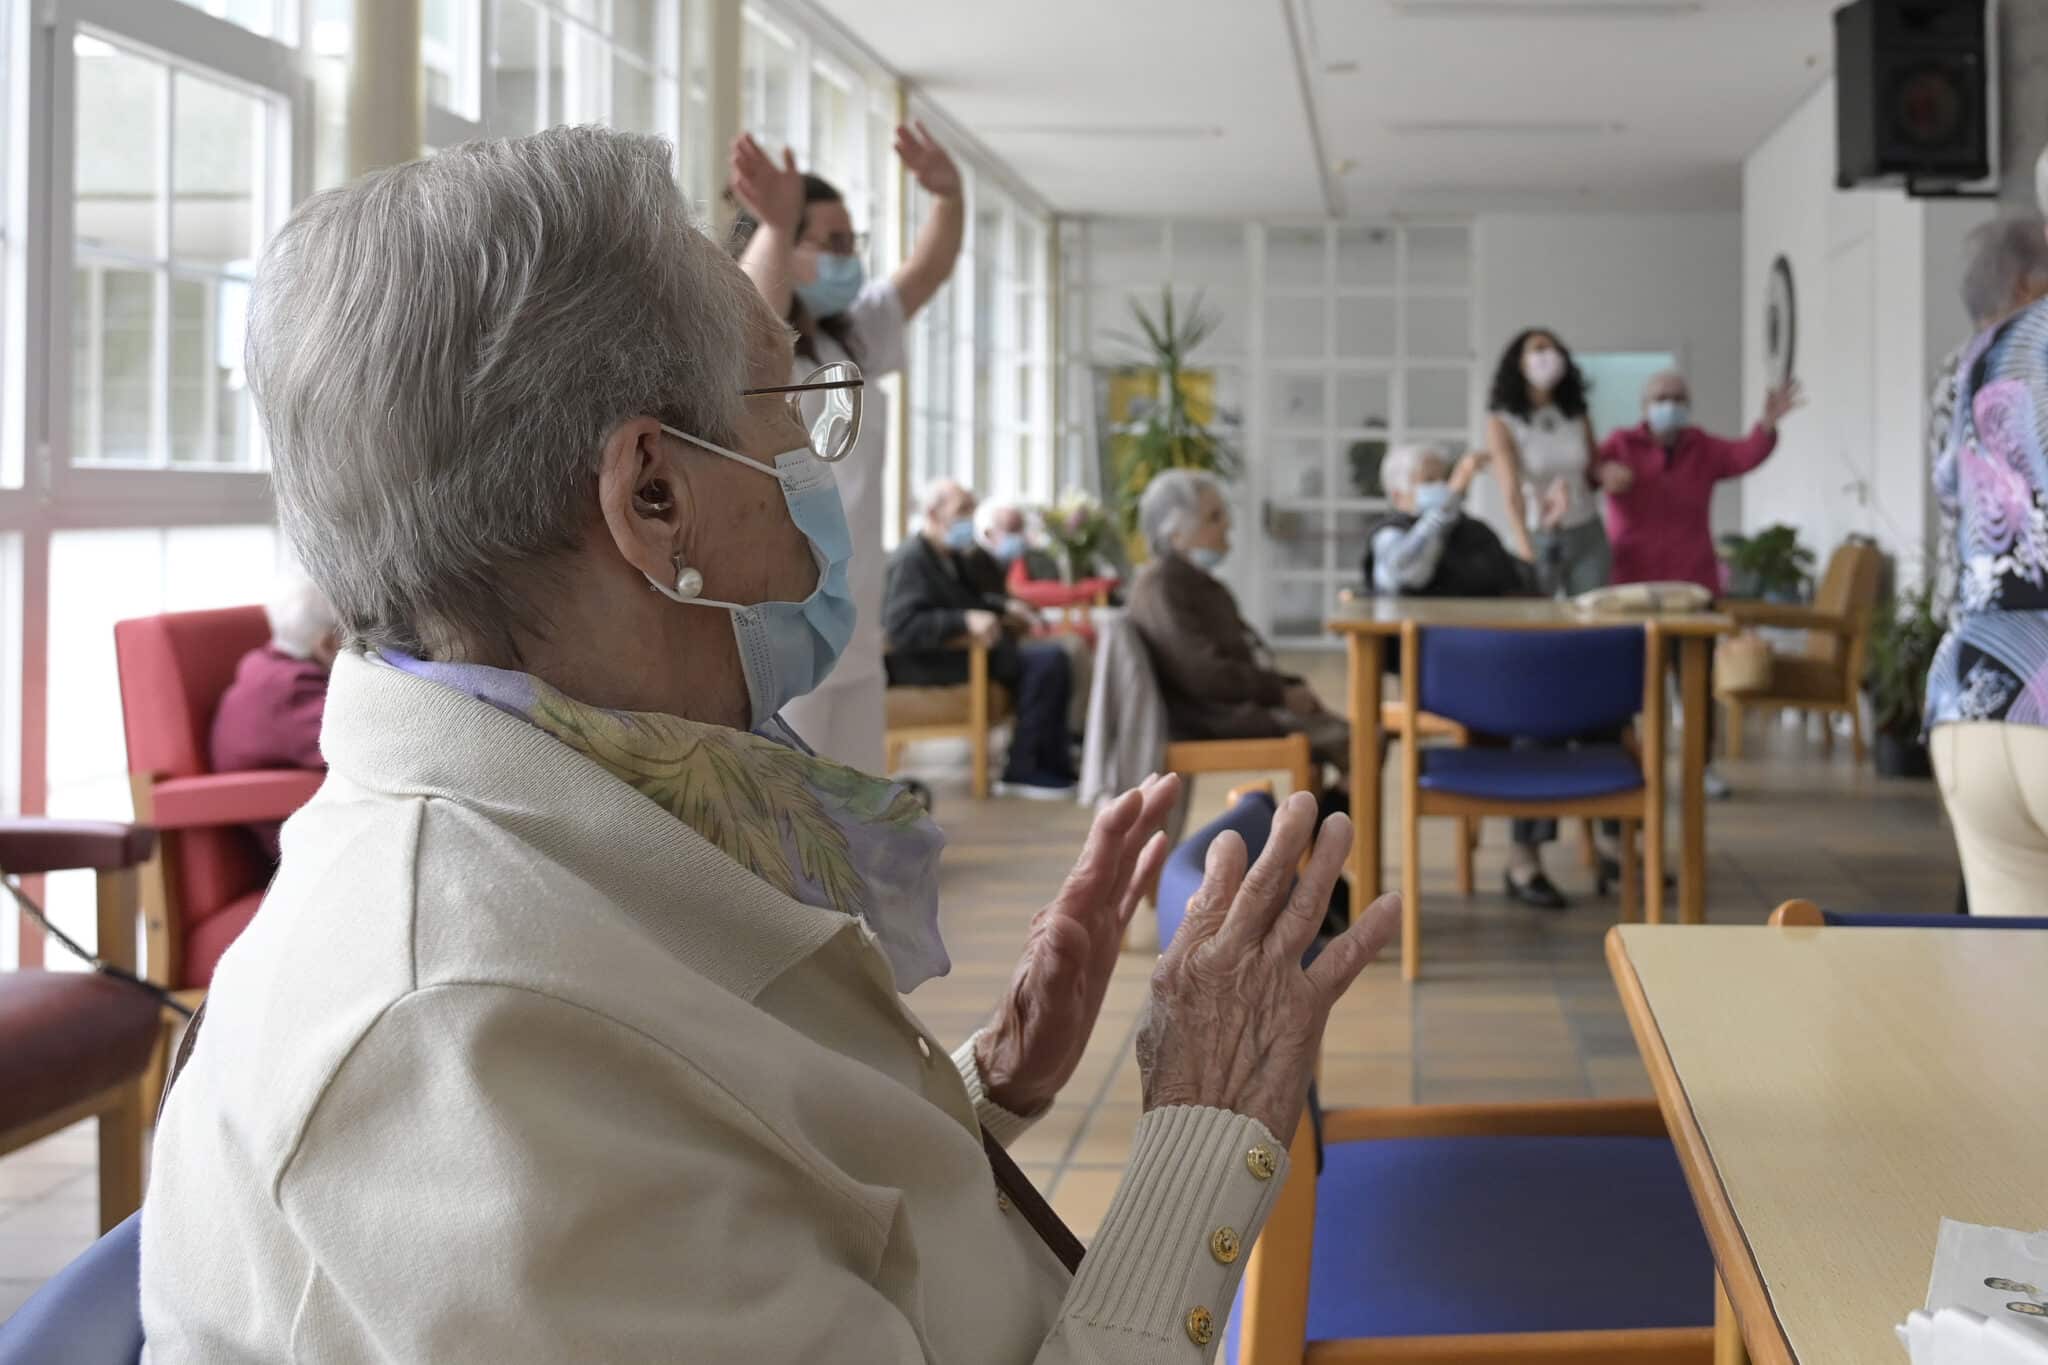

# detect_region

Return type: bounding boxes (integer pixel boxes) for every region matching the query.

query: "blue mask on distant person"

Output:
[647,432,856,729]
[1648,400,1690,436]
[944,518,977,551]
[994,532,1028,564]
[795,253,865,320]
[1188,546,1227,573]
[1413,482,1455,515]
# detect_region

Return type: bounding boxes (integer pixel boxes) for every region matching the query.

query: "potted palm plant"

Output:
[1863,582,1942,779]
[1104,289,1242,542]
[1718,524,1817,602]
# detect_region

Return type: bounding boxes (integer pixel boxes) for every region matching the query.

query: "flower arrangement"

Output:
[1038,490,1112,583]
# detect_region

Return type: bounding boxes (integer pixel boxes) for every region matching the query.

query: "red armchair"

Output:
[113,607,324,1095]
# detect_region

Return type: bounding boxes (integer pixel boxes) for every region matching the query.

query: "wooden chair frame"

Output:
[1398,621,1672,981]
[883,638,1002,799]
[1234,1098,1713,1365]
[0,866,147,1234]
[1718,602,1872,764]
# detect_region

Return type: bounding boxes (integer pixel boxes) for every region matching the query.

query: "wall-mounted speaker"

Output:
[1835,0,1994,195]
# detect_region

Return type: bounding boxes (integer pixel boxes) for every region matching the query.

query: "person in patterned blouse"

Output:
[1925,163,2048,916]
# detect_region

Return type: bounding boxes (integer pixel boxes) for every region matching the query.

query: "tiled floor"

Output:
[0,651,1960,1310]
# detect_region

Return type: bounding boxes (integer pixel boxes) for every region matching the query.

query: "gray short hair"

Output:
[1641,367,1689,399]
[266,573,338,660]
[1379,443,1449,499]
[249,126,756,658]
[1138,469,1222,556]
[1960,216,2048,326]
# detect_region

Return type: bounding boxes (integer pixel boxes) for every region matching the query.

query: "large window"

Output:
[487,0,676,140]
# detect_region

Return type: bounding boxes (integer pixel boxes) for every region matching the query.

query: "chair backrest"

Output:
[1804,541,1884,666]
[1415,626,1647,742]
[0,1212,142,1364]
[111,607,273,963]
[1155,790,1278,947]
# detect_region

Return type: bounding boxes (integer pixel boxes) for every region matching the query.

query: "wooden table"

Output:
[1608,924,2048,1364]
[1328,597,1730,932]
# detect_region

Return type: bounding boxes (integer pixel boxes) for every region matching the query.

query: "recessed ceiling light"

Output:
[1388,119,1625,135]
[1390,0,1703,16]
[979,124,1225,140]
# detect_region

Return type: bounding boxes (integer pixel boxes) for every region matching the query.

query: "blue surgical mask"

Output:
[795,253,865,321]
[1413,482,1456,515]
[994,532,1028,564]
[1188,546,1227,573]
[1648,400,1690,435]
[649,430,857,729]
[944,518,977,551]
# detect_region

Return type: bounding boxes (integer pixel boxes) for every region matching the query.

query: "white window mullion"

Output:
[152,67,174,468]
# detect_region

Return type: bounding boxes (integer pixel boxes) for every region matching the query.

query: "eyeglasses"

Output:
[808,231,869,257]
[743,361,864,463]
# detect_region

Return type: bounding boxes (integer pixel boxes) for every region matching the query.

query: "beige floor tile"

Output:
[1066,1105,1144,1167]
[1049,1168,1126,1244]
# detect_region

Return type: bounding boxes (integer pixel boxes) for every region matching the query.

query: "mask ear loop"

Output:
[649,557,704,603]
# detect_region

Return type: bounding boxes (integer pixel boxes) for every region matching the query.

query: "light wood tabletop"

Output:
[1330,597,1731,955]
[1607,924,2048,1365]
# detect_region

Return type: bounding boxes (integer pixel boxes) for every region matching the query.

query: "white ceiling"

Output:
[810,0,1842,219]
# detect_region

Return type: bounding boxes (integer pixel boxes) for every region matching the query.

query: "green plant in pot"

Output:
[1718,524,1817,602]
[1105,289,1242,540]
[1864,581,1943,779]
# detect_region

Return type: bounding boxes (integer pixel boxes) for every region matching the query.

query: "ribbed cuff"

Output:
[1062,1106,1287,1356]
[952,1030,1043,1147]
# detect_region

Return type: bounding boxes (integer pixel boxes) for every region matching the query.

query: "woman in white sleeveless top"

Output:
[1484,329,1610,597]
[729,126,965,773]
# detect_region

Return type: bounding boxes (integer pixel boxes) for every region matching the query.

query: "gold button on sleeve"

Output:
[1209,1226,1240,1264]
[1185,1306,1214,1346]
[1245,1145,1276,1180]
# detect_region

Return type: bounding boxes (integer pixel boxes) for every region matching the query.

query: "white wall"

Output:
[1740,82,1992,589]
[1471,211,1745,537]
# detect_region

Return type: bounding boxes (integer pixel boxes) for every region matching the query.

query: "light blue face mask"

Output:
[994,532,1028,564]
[944,518,977,552]
[649,429,857,730]
[1648,399,1690,435]
[1413,481,1455,515]
[795,253,865,321]
[1188,546,1227,573]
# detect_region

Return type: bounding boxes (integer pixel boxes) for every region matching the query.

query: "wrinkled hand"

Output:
[963,609,1003,649]
[729,134,804,233]
[1138,794,1400,1139]
[1538,475,1572,531]
[975,775,1183,1115]
[1595,461,1635,496]
[895,121,962,199]
[1281,682,1322,717]
[1449,451,1486,495]
[1004,600,1044,633]
[1762,379,1805,429]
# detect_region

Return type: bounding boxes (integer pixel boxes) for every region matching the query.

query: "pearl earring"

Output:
[670,560,704,600]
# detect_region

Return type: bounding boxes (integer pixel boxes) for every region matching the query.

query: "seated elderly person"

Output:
[885,480,1079,798]
[1363,442,1535,599]
[141,128,1400,1362]
[1127,469,1350,776]
[207,572,340,859]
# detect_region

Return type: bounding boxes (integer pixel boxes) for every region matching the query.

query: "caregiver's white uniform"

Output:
[780,280,905,773]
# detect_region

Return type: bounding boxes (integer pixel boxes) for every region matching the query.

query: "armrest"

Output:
[0,819,157,874]
[148,769,325,831]
[1722,600,1855,634]
[1322,1098,1667,1143]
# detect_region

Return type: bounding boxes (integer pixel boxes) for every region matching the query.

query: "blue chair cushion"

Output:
[1224,1135,1710,1358]
[1821,910,2048,929]
[1419,746,1643,803]
[1156,791,1278,946]
[0,1212,142,1365]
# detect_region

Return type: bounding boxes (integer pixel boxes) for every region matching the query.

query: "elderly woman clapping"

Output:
[140,128,1398,1364]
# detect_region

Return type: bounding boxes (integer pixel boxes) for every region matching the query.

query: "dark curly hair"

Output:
[1487,327,1587,421]
[729,172,863,367]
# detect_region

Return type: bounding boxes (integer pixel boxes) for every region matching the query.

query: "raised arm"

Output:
[890,123,965,322]
[729,134,804,318]
[1709,379,1802,480]
[1485,414,1537,562]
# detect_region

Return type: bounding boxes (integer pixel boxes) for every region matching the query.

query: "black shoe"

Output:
[1505,871,1569,911]
[1595,857,1676,896]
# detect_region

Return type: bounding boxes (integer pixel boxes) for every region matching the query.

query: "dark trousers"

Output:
[1002,641,1075,782]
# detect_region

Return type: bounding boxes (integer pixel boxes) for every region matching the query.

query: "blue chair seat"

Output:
[1226,1135,1710,1358]
[1819,910,2048,929]
[1418,746,1642,803]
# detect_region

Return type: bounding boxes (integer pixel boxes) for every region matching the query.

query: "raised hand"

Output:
[729,134,804,233]
[1449,450,1487,495]
[1763,379,1805,430]
[894,121,962,199]
[1595,461,1635,496]
[1138,794,1400,1140]
[975,776,1182,1115]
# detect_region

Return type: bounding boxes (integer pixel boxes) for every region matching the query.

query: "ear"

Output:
[597,418,685,587]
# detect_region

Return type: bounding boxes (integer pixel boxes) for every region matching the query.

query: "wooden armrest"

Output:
[0,819,157,874]
[1723,600,1855,634]
[1322,1098,1667,1143]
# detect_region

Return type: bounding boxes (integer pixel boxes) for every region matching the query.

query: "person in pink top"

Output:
[208,573,339,859]
[1593,369,1803,797]
[1594,369,1803,592]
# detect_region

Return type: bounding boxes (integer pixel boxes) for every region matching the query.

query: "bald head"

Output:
[919,479,977,546]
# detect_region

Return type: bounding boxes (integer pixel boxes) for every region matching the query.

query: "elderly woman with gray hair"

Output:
[139,128,1400,1363]
[1125,470,1349,777]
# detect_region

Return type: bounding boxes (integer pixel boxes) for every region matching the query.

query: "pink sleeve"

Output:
[280,667,330,771]
[1706,424,1778,479]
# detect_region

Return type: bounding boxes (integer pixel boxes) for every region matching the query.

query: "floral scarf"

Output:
[379,651,950,989]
